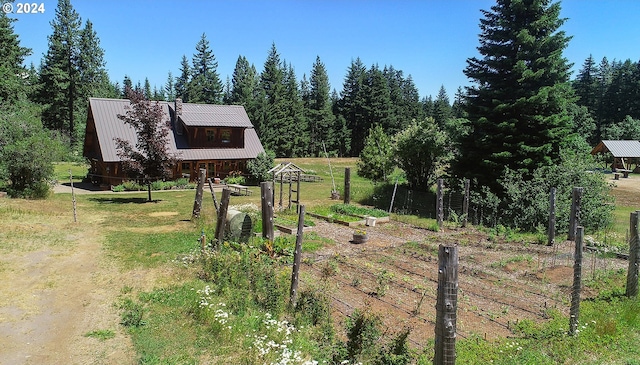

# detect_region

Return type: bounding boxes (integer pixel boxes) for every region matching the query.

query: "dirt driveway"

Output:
[0,195,135,365]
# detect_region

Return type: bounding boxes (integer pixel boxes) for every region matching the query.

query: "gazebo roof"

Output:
[591,140,640,158]
[268,162,305,176]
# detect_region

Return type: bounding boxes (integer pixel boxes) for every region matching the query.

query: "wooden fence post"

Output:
[569,226,584,336]
[344,167,351,205]
[289,205,306,307]
[261,182,274,242]
[462,179,469,228]
[191,168,206,220]
[214,188,232,244]
[626,211,640,297]
[207,178,219,213]
[548,187,556,246]
[69,169,77,223]
[389,178,399,214]
[437,179,444,229]
[434,244,458,365]
[568,187,583,241]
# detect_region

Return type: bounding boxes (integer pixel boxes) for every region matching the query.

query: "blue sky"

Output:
[8,0,640,100]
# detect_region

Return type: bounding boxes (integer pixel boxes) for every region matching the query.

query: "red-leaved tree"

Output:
[115,88,178,184]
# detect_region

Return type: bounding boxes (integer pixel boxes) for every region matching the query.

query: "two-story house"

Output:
[83,98,265,186]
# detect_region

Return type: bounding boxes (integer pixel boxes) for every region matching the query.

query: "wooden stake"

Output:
[69,169,77,223]
[434,244,458,365]
[214,189,231,244]
[437,179,444,229]
[344,168,351,205]
[569,226,584,336]
[626,211,640,297]
[260,182,274,242]
[191,168,206,220]
[207,178,219,213]
[462,179,469,227]
[568,187,583,241]
[289,205,306,307]
[548,187,556,246]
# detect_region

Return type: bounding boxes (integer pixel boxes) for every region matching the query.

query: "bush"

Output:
[247,150,275,183]
[472,148,614,232]
[225,170,246,185]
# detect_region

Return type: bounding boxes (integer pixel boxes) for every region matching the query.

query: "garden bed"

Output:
[273,216,315,234]
[307,204,390,227]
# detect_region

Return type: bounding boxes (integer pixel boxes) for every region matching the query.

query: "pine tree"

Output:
[38,0,82,146]
[282,63,308,157]
[573,55,599,113]
[143,77,152,100]
[175,55,191,101]
[164,71,175,101]
[456,0,574,192]
[122,75,132,97]
[188,33,222,104]
[229,55,259,112]
[0,12,32,103]
[307,56,337,156]
[77,20,109,98]
[256,43,287,155]
[433,85,452,127]
[363,64,392,136]
[337,58,367,156]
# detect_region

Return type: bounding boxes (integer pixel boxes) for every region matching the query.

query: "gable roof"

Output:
[177,104,253,127]
[87,98,264,163]
[591,140,640,158]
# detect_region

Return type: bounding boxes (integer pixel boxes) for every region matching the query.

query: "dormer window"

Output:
[220,129,231,143]
[206,129,215,142]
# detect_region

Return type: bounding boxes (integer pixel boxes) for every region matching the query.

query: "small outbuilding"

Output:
[591,140,640,172]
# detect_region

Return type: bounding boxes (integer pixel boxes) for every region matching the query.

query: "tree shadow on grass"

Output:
[89,197,162,204]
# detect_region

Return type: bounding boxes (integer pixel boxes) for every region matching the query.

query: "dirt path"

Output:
[0,200,135,365]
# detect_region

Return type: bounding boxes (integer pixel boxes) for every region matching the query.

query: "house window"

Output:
[206,129,216,142]
[220,129,231,143]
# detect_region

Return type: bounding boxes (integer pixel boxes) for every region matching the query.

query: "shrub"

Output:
[345,308,382,362]
[248,150,275,183]
[225,170,246,185]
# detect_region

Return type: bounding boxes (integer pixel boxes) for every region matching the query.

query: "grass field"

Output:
[2,159,640,364]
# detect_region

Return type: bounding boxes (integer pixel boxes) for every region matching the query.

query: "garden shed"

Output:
[591,140,640,173]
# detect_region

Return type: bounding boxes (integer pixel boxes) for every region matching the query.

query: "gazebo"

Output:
[591,140,640,173]
[268,162,305,210]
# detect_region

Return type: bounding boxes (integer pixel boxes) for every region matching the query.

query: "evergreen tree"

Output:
[573,55,599,112]
[164,71,175,101]
[400,75,425,122]
[282,63,308,157]
[229,55,259,118]
[433,85,452,127]
[143,77,152,99]
[77,20,110,98]
[188,33,222,104]
[256,43,287,156]
[121,76,132,97]
[307,56,337,156]
[363,64,393,135]
[0,12,32,103]
[175,55,191,101]
[338,58,367,156]
[38,0,82,146]
[456,0,574,192]
[451,87,468,118]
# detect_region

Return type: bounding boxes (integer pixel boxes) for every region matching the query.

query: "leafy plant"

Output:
[84,329,115,341]
[118,298,145,327]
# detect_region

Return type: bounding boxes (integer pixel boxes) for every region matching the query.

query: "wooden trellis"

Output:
[268,162,305,211]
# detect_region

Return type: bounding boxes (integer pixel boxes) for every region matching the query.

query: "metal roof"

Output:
[176,103,253,127]
[88,98,264,162]
[592,140,640,158]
